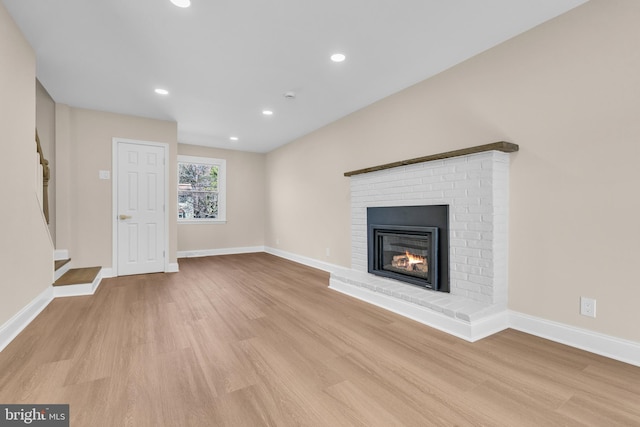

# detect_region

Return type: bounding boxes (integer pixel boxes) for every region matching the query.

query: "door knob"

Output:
[119,214,132,220]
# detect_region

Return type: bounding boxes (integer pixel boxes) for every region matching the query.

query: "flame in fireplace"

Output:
[405,251,426,265]
[390,251,428,274]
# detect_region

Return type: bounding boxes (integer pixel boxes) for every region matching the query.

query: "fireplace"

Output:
[367,205,449,292]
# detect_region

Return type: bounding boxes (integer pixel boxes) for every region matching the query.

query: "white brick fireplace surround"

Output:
[329,146,513,341]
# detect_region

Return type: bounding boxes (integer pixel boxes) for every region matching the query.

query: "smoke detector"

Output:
[283,91,296,100]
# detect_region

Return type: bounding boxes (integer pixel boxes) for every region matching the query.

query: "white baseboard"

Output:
[509,311,640,367]
[0,287,54,352]
[101,265,179,277]
[177,246,266,259]
[101,268,115,278]
[54,249,69,261]
[264,247,341,274]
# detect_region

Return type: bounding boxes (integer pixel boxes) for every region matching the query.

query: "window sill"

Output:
[178,219,227,224]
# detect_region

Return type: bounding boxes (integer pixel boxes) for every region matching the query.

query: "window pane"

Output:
[178,190,218,219]
[178,162,219,219]
[178,163,218,191]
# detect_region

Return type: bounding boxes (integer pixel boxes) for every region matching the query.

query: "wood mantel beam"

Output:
[344,141,519,177]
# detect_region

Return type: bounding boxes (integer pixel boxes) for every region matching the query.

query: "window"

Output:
[178,155,226,222]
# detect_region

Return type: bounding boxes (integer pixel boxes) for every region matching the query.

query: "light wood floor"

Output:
[1,253,639,426]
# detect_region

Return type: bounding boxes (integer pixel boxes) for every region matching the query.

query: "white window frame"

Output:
[178,155,226,223]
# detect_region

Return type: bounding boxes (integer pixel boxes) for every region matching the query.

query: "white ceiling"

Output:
[4,0,587,153]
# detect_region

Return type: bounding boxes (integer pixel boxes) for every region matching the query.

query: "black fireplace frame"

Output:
[370,225,438,288]
[367,205,449,292]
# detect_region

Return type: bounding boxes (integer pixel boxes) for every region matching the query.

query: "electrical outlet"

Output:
[276,238,280,245]
[580,297,596,318]
[325,247,330,257]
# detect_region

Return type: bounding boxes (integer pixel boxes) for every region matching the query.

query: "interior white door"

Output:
[117,141,166,276]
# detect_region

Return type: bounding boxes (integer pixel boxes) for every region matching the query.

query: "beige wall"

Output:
[0,4,53,326]
[265,0,640,342]
[36,80,56,244]
[55,107,178,269]
[177,144,266,252]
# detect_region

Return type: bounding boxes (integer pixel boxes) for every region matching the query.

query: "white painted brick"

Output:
[456,264,483,275]
[403,168,430,177]
[409,184,432,193]
[421,175,444,184]
[449,255,468,265]
[479,285,495,296]
[452,162,482,172]
[449,238,467,248]
[443,172,467,182]
[401,178,423,187]
[450,270,469,280]
[468,240,493,250]
[469,274,493,286]
[430,181,455,191]
[468,205,493,214]
[467,222,493,232]
[481,250,493,260]
[454,180,481,189]
[481,232,494,241]
[470,293,494,304]
[454,213,482,223]
[454,231,482,240]
[432,166,457,176]
[453,197,481,207]
[466,169,493,180]
[422,192,446,201]
[444,189,468,198]
[467,187,493,198]
[451,205,470,214]
[455,247,482,258]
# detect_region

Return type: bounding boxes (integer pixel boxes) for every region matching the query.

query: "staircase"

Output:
[53,253,102,297]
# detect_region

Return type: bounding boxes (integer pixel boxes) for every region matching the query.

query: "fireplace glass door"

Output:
[370,225,438,289]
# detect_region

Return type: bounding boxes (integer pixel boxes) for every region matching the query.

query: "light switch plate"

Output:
[99,170,111,180]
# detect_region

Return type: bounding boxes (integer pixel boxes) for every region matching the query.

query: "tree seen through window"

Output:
[178,161,220,219]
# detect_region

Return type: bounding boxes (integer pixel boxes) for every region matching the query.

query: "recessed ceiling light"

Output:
[331,53,346,63]
[262,110,274,116]
[230,136,239,141]
[170,0,191,8]
[154,88,169,95]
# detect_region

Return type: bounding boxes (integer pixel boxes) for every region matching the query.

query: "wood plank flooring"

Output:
[1,253,639,426]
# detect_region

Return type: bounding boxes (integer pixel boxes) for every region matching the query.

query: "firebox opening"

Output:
[367,205,449,292]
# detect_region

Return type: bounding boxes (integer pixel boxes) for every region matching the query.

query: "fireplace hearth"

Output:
[367,205,449,292]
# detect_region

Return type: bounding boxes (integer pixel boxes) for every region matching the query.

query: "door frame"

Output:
[111,137,170,276]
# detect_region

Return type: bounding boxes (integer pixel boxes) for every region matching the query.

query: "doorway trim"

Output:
[111,137,171,276]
